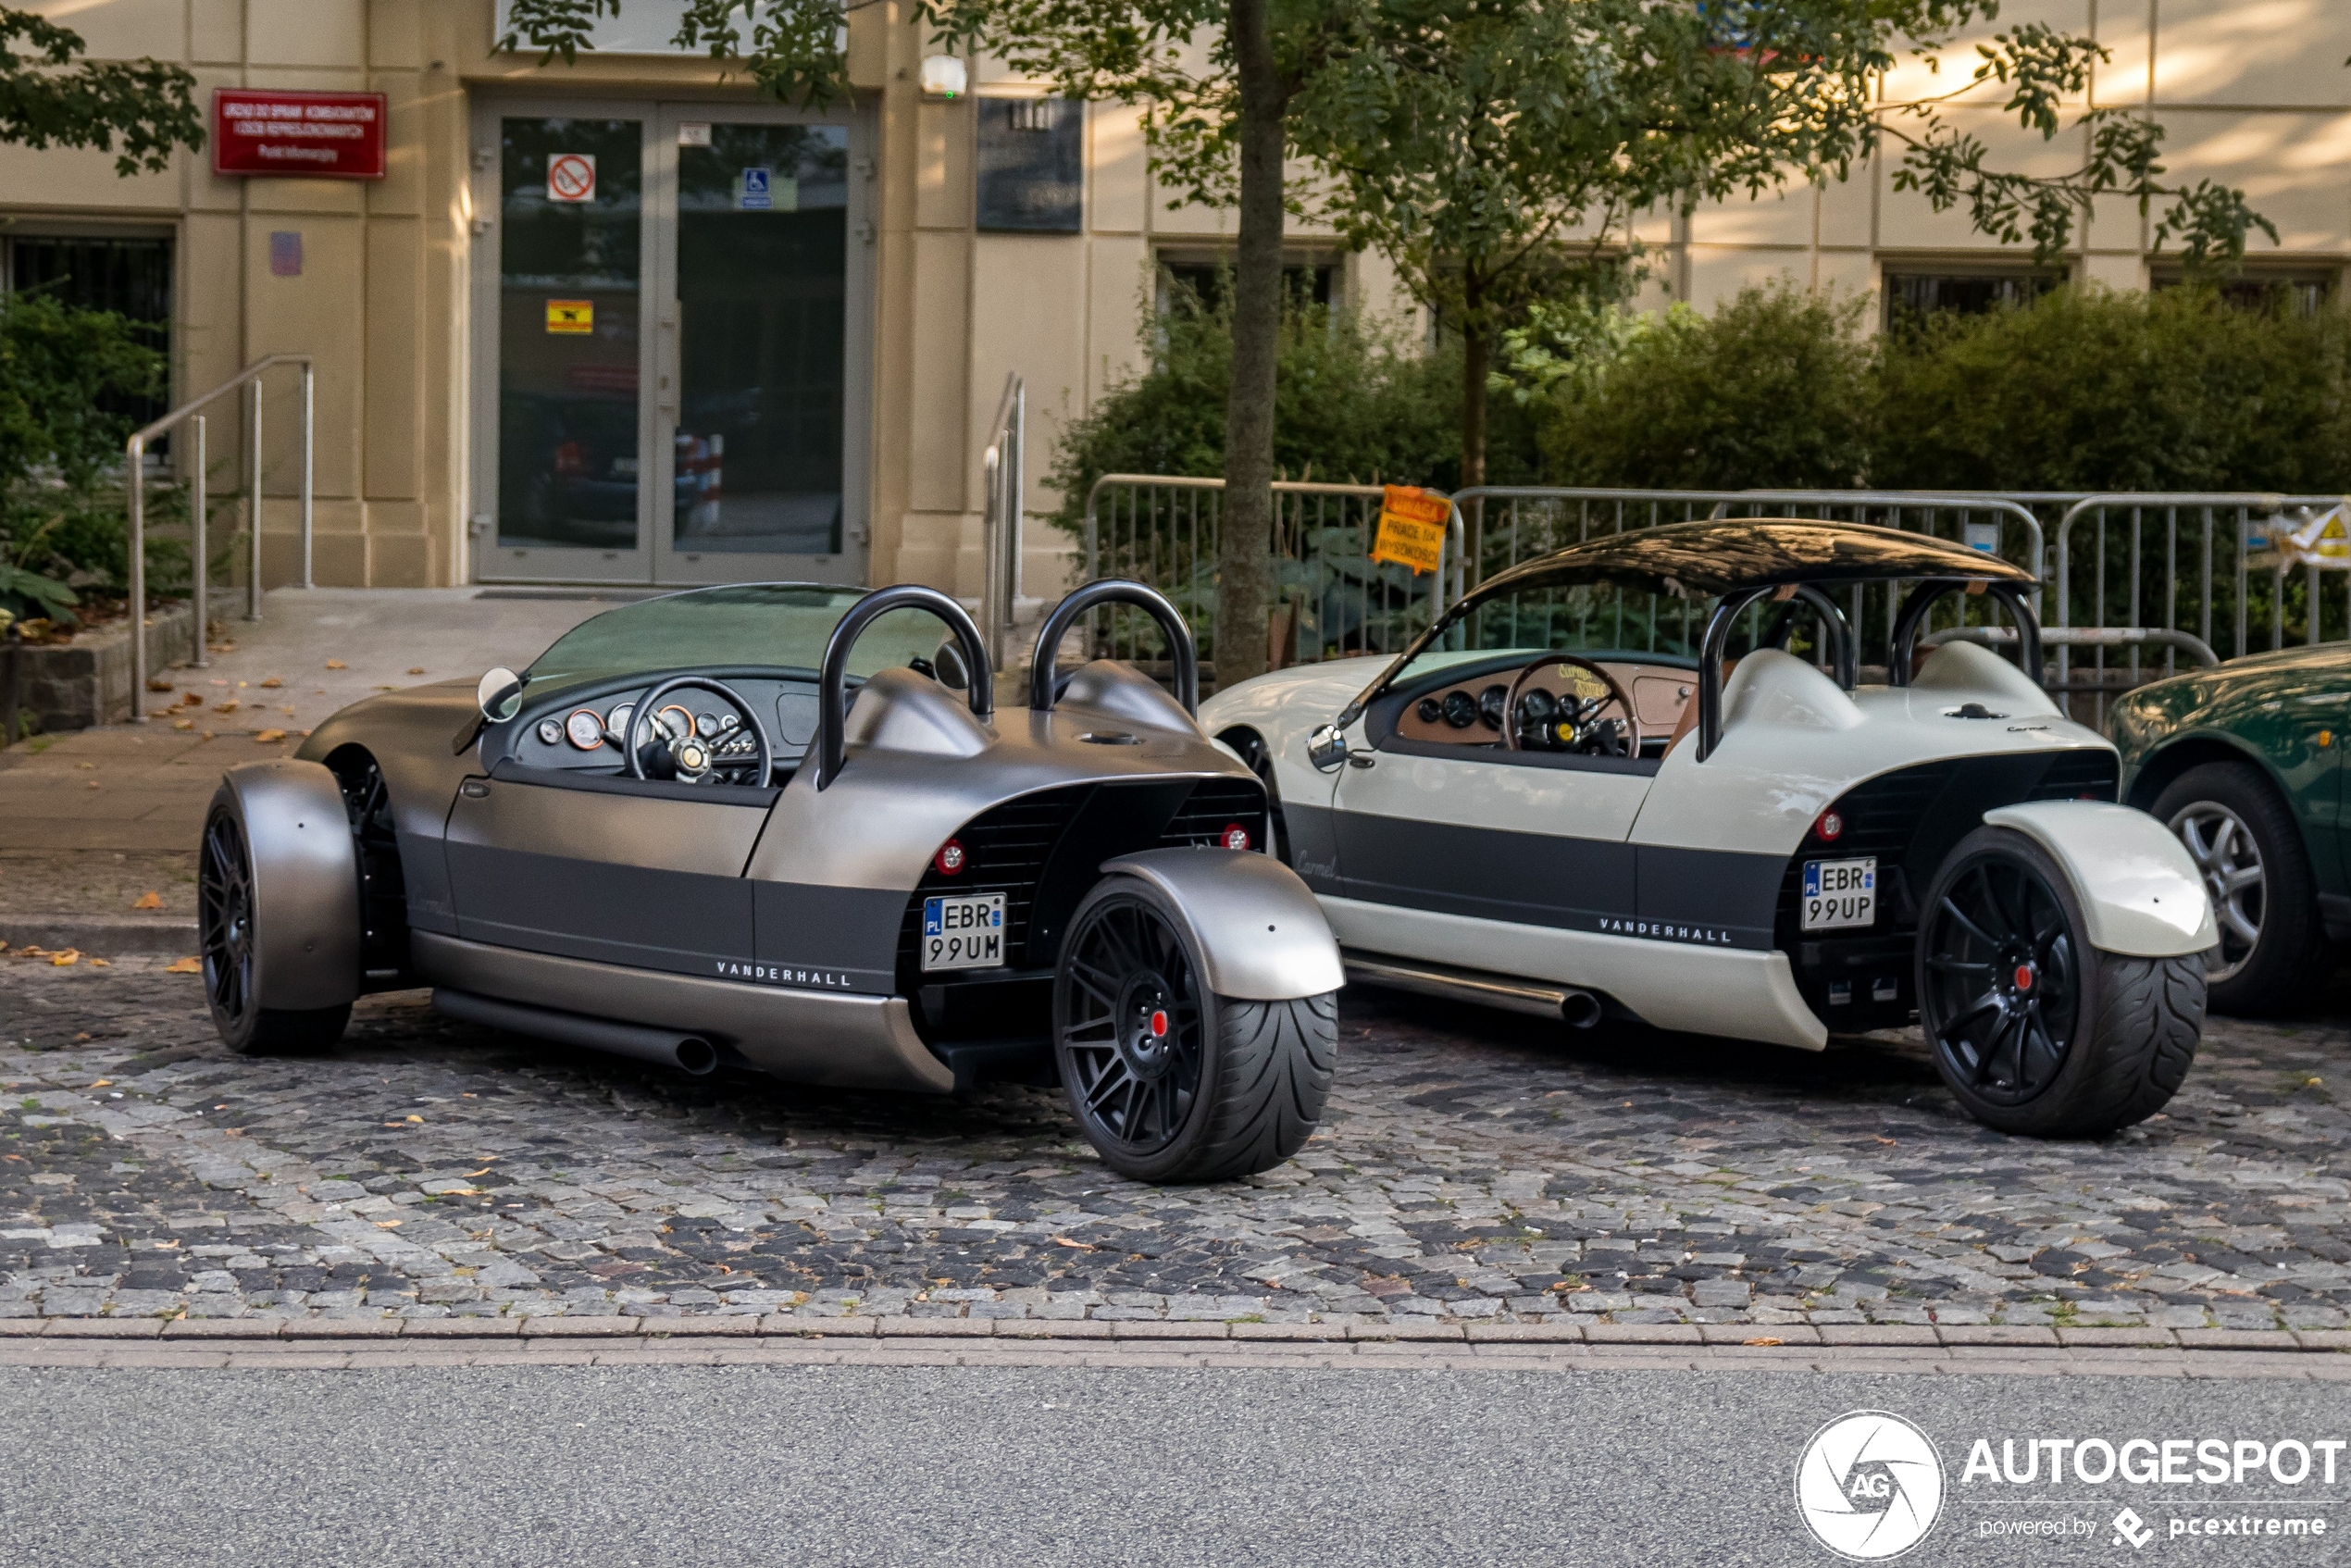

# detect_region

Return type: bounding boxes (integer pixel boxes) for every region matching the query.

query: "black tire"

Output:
[2148,760,2320,1015]
[1053,877,1336,1183]
[1917,826,2202,1137]
[198,804,352,1055]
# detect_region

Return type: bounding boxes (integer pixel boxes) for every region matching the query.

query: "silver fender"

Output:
[1982,801,2219,958]
[1097,848,1345,1000]
[211,760,362,1010]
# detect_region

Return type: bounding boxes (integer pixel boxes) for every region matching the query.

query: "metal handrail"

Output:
[1922,624,2220,667]
[125,353,313,721]
[979,373,1025,674]
[1082,472,1466,627]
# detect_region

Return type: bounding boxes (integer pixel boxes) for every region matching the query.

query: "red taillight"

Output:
[1221,823,1251,852]
[933,839,966,876]
[554,440,587,477]
[1814,809,1844,842]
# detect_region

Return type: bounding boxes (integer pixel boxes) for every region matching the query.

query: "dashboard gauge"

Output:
[1415,696,1444,725]
[564,709,604,750]
[719,713,740,731]
[1477,684,1509,730]
[1519,689,1557,723]
[537,719,563,747]
[696,711,720,739]
[607,703,634,740]
[656,703,696,740]
[1440,690,1478,728]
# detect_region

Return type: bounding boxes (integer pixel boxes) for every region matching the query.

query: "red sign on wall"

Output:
[212,90,387,180]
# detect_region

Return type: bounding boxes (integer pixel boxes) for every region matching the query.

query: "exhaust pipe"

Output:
[432,989,718,1076]
[1343,952,1613,1028]
[1560,988,1603,1028]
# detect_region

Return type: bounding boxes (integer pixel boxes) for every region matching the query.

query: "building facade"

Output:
[2,0,2345,599]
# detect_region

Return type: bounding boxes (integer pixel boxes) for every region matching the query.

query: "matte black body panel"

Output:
[751,880,903,993]
[1284,802,1344,894]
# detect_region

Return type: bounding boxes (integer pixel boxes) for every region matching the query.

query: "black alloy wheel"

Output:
[1916,825,2202,1137]
[199,808,259,1041]
[1058,891,1205,1158]
[1921,846,2080,1105]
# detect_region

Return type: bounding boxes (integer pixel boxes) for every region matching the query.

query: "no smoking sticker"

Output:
[546,153,596,203]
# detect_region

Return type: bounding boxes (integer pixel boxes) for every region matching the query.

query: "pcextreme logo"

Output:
[1795,1410,1947,1561]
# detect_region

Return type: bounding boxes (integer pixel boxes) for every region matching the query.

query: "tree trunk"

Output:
[1459,277,1488,580]
[1215,0,1284,689]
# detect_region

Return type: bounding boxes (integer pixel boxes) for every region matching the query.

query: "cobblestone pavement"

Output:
[5,955,2347,1333]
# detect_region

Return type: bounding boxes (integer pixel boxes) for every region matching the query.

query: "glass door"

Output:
[472,101,870,588]
[479,108,653,583]
[653,106,868,586]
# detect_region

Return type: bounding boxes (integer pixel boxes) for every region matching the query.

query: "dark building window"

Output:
[1158,258,1337,314]
[1883,268,2059,330]
[6,234,174,433]
[2152,269,2336,317]
[976,96,1082,233]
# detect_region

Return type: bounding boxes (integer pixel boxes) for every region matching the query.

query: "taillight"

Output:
[934,839,966,876]
[1221,824,1251,852]
[1813,808,1844,842]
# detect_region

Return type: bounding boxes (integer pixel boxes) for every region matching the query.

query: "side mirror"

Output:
[1307,722,1348,773]
[476,666,524,723]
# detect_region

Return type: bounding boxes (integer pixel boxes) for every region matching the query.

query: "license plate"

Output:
[1801,857,1876,931]
[921,892,1005,971]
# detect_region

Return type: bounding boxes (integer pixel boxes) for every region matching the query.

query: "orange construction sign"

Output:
[1371,484,1449,576]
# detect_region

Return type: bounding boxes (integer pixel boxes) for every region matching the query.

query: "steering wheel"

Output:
[1503,654,1646,757]
[621,675,775,787]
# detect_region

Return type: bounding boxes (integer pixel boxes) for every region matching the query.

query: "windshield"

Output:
[1390,581,1708,687]
[522,583,954,698]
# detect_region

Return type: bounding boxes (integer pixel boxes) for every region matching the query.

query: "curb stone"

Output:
[0,915,198,957]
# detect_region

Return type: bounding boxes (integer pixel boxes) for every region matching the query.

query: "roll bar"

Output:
[1695,585,1860,763]
[815,585,993,790]
[1888,579,2043,689]
[1027,579,1199,715]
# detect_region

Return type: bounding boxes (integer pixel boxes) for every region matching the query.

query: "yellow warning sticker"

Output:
[1371,484,1449,576]
[545,299,593,334]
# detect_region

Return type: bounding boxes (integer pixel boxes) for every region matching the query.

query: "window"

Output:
[6,233,174,434]
[2152,268,2339,317]
[1156,255,1337,315]
[1883,267,2059,331]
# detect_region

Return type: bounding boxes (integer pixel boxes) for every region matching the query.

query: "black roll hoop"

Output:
[1886,579,2043,690]
[815,584,993,790]
[1027,579,1199,716]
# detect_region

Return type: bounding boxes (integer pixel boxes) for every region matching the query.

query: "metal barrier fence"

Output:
[978,373,1026,676]
[1083,475,1461,670]
[2051,493,2351,721]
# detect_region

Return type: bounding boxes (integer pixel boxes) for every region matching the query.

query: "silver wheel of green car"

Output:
[2169,800,2264,981]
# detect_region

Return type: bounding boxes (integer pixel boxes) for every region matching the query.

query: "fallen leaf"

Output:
[372,1220,403,1229]
[131,890,162,911]
[89,1080,111,1089]
[213,700,238,713]
[406,666,426,676]
[253,728,286,743]
[1050,1236,1096,1251]
[1743,1336,1785,1348]
[145,678,175,692]
[49,950,81,966]
[85,780,99,790]
[89,959,109,968]
[18,946,47,957]
[259,677,282,689]
[236,681,248,690]
[1874,1136,1897,1146]
[200,732,214,741]
[77,761,94,769]
[404,1114,424,1123]
[165,957,201,974]
[171,719,193,731]
[325,659,346,670]
[180,691,202,707]
[73,1032,91,1042]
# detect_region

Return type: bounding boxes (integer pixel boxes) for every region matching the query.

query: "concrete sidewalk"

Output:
[0,588,623,923]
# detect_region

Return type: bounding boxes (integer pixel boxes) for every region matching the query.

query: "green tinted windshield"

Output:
[522,584,953,696]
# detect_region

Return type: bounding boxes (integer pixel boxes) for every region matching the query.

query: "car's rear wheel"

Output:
[1052,877,1336,1183]
[198,805,352,1054]
[1917,827,2201,1137]
[2149,761,2320,1015]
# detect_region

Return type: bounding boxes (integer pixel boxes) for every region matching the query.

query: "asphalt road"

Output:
[5,1362,2345,1567]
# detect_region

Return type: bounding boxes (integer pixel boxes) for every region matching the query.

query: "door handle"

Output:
[461,779,491,798]
[1347,753,1377,769]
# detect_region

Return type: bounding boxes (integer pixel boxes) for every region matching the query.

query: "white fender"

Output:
[1981,802,2219,958]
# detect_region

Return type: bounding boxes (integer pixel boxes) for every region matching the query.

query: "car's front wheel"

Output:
[2149,761,2320,1015]
[199,804,353,1054]
[1052,877,1337,1183]
[1916,826,2202,1137]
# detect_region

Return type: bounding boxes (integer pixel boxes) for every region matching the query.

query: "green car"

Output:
[2109,644,2349,1014]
